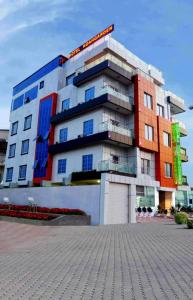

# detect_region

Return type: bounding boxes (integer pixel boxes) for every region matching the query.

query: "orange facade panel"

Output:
[155,116,176,188]
[134,74,158,152]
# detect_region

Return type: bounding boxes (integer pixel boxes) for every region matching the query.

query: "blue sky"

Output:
[0,0,192,185]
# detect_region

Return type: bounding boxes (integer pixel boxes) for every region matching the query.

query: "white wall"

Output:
[0,185,101,225]
[52,145,103,181]
[54,110,103,143]
[4,68,60,185]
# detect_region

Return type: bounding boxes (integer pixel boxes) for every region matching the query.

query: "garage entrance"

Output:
[104,183,129,224]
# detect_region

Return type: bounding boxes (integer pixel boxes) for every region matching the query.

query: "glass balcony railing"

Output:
[98,160,135,174]
[98,121,134,138]
[100,86,134,104]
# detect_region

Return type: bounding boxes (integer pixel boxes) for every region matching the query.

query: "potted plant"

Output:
[147,207,152,216]
[137,207,141,216]
[142,207,147,216]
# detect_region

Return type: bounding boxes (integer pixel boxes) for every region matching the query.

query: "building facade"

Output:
[3,26,190,223]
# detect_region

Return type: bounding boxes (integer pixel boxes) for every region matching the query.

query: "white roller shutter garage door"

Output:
[104,183,129,224]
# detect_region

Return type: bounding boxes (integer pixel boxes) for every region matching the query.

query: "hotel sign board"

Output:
[68,24,114,59]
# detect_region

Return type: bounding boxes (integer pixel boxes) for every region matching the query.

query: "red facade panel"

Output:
[134,74,158,152]
[155,116,176,188]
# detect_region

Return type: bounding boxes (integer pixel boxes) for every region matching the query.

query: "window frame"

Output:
[163,131,171,147]
[83,119,93,136]
[21,139,29,155]
[24,115,32,131]
[8,143,16,158]
[58,159,67,174]
[145,124,154,141]
[39,81,44,89]
[18,165,27,181]
[85,87,95,102]
[141,158,150,175]
[144,92,153,110]
[59,128,68,143]
[11,121,18,136]
[6,167,13,182]
[157,104,164,117]
[82,154,93,171]
[66,73,76,86]
[62,98,70,111]
[164,162,172,178]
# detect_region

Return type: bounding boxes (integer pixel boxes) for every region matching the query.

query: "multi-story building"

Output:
[0,129,8,183]
[3,25,190,222]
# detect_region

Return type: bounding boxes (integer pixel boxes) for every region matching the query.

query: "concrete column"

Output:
[128,184,136,224]
[154,188,159,210]
[99,173,109,225]
[172,191,175,207]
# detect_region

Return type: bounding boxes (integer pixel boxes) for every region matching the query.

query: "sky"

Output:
[0,0,192,185]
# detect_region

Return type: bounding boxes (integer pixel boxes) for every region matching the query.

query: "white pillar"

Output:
[154,188,159,210]
[99,173,109,225]
[172,191,175,207]
[128,184,136,223]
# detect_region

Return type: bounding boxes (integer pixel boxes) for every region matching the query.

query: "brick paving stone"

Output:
[0,221,193,299]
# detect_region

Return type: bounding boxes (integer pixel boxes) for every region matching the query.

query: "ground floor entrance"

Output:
[159,191,173,210]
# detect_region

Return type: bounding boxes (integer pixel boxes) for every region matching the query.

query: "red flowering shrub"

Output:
[0,209,56,220]
[0,204,86,216]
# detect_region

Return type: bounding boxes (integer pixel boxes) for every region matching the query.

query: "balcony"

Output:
[167,91,185,115]
[172,118,188,137]
[182,175,188,186]
[73,60,133,87]
[180,147,188,162]
[99,121,133,138]
[51,90,134,125]
[49,122,134,155]
[98,160,135,176]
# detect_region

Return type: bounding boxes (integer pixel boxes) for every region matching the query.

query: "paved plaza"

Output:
[0,220,193,300]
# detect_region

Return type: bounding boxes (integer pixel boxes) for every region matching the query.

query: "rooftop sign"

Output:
[68,24,114,59]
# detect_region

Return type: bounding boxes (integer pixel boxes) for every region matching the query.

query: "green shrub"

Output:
[174,212,188,224]
[187,219,193,229]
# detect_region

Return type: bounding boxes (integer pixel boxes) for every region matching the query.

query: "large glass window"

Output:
[8,144,16,158]
[58,159,67,174]
[141,158,150,175]
[59,128,68,143]
[83,119,93,136]
[164,162,172,178]
[163,131,171,147]
[24,115,32,130]
[85,87,95,102]
[6,167,13,182]
[21,140,29,155]
[18,165,27,180]
[62,98,70,111]
[66,73,75,85]
[175,191,188,207]
[145,124,154,141]
[82,154,93,171]
[144,93,153,109]
[136,186,155,207]
[11,121,18,136]
[157,104,164,117]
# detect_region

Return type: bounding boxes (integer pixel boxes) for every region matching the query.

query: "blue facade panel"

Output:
[12,95,24,111]
[13,55,64,96]
[34,97,52,178]
[24,85,38,102]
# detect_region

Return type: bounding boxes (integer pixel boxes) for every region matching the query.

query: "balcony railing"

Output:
[98,160,135,174]
[100,86,134,104]
[99,121,133,138]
